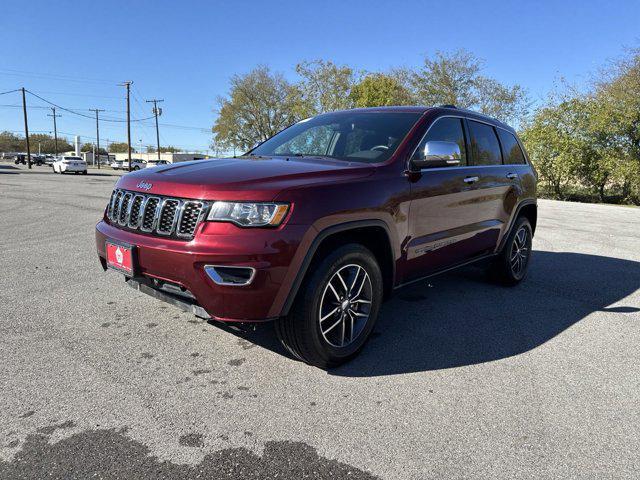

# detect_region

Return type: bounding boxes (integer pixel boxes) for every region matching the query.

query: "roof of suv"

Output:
[328,105,515,132]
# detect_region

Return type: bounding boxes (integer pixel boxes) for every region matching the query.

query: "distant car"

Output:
[146,160,170,167]
[43,155,56,166]
[53,156,87,174]
[13,154,44,166]
[111,159,146,171]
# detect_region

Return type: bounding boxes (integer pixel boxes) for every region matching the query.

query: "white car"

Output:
[146,159,171,168]
[53,156,87,175]
[111,159,146,170]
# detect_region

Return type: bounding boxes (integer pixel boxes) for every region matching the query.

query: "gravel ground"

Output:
[1,163,638,479]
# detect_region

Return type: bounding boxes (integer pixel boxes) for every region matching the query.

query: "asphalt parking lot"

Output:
[1,163,638,479]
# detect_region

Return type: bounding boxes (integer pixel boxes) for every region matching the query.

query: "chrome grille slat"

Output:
[157,199,180,235]
[111,191,123,222]
[141,197,160,232]
[105,188,206,240]
[127,195,144,228]
[118,192,132,225]
[177,201,204,238]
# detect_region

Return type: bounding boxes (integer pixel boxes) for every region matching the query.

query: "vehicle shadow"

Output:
[220,251,640,376]
[0,164,20,173]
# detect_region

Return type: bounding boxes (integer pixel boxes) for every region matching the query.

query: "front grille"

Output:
[106,188,208,240]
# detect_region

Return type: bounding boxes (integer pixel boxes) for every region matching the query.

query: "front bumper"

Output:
[95,219,310,322]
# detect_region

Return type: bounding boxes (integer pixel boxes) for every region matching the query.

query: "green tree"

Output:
[295,60,356,114]
[0,131,73,154]
[520,100,583,199]
[349,73,413,107]
[108,142,130,153]
[0,131,24,152]
[81,143,107,155]
[148,145,180,153]
[591,48,640,202]
[521,96,618,202]
[213,66,303,151]
[413,49,529,125]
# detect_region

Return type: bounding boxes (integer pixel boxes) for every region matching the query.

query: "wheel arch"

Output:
[497,200,537,253]
[280,220,396,316]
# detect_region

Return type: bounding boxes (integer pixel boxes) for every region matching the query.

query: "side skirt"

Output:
[393,252,497,290]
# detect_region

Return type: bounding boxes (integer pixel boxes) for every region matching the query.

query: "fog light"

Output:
[204,265,256,286]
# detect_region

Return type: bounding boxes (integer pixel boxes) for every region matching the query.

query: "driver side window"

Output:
[412,117,467,165]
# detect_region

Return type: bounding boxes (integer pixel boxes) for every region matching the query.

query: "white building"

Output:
[111,152,210,163]
[80,151,210,165]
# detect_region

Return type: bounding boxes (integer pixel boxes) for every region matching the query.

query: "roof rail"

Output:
[438,104,457,109]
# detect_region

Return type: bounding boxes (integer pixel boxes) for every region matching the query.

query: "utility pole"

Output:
[47,107,61,156]
[119,81,133,171]
[90,109,105,169]
[146,98,164,161]
[21,88,32,169]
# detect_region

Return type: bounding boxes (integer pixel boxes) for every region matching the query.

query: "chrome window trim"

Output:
[408,114,528,171]
[408,115,468,171]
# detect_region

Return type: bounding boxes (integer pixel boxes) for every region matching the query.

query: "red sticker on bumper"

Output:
[106,242,133,275]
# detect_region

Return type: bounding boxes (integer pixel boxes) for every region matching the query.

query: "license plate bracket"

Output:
[106,241,136,276]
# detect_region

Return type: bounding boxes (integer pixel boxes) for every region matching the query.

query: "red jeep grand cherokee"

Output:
[96,106,537,367]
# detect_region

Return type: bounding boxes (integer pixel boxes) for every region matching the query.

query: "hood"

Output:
[114,156,375,201]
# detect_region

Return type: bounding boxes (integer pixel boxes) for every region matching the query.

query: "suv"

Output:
[95,106,537,368]
[111,159,146,170]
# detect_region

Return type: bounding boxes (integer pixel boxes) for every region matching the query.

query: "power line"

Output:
[25,89,155,123]
[0,68,116,85]
[0,88,20,96]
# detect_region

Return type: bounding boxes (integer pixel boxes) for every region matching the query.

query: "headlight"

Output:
[206,201,289,227]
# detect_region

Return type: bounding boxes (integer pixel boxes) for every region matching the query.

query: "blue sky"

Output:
[1,0,638,152]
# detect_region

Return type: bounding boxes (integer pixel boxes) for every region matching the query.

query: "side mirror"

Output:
[412,141,461,169]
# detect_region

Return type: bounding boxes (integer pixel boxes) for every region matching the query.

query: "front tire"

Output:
[275,244,383,368]
[490,216,533,285]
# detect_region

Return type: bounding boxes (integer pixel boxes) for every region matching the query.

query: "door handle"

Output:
[463,176,479,184]
[506,172,518,180]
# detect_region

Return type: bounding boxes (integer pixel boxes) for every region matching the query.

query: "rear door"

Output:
[462,118,520,255]
[405,116,522,283]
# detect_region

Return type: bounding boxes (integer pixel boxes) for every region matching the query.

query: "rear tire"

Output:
[275,244,383,368]
[490,216,533,285]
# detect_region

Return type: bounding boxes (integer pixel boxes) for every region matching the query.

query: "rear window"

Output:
[497,129,527,165]
[468,120,502,166]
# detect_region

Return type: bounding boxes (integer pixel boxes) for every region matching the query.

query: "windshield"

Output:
[250,111,422,163]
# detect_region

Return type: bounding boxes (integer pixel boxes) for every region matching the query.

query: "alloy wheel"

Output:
[510,226,530,278]
[318,264,373,348]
